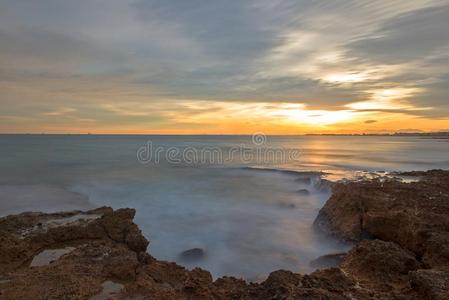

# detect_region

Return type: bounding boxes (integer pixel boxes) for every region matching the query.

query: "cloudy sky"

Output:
[1,0,449,134]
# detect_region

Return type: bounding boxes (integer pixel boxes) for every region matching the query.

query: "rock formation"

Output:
[314,169,449,299]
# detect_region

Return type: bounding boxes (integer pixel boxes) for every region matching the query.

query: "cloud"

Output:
[364,120,377,124]
[42,108,77,116]
[0,0,448,133]
[348,5,449,64]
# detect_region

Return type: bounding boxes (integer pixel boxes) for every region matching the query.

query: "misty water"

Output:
[1,135,448,280]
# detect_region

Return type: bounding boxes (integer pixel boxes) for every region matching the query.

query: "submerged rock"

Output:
[278,201,296,209]
[296,189,310,196]
[179,248,206,262]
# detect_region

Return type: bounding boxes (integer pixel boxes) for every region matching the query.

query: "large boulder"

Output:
[314,170,449,256]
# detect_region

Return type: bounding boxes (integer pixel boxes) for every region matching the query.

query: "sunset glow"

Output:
[1,1,448,134]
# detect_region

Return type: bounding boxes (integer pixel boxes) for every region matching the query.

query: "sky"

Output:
[1,0,449,134]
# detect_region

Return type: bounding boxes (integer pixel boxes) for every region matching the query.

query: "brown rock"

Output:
[410,269,449,300]
[182,268,214,299]
[251,268,359,299]
[313,182,364,241]
[314,170,449,255]
[422,232,449,269]
[125,223,149,253]
[0,207,148,299]
[213,276,249,299]
[100,208,136,242]
[258,269,302,296]
[341,240,420,292]
[100,208,149,252]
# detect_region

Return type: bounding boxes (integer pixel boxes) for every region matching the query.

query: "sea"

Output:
[0,134,448,280]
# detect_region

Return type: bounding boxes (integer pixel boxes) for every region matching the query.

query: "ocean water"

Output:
[0,134,448,280]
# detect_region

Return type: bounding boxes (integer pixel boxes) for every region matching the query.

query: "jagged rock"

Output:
[314,170,449,255]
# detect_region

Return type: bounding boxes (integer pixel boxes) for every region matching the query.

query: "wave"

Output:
[240,166,326,177]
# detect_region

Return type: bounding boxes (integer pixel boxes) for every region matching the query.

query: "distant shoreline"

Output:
[305,132,449,137]
[0,132,448,137]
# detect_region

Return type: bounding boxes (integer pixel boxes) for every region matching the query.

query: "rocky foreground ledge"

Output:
[1,170,449,299]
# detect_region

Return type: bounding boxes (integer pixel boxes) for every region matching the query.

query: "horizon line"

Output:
[1,132,449,136]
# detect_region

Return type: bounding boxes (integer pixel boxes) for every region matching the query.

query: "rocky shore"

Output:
[1,170,449,299]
